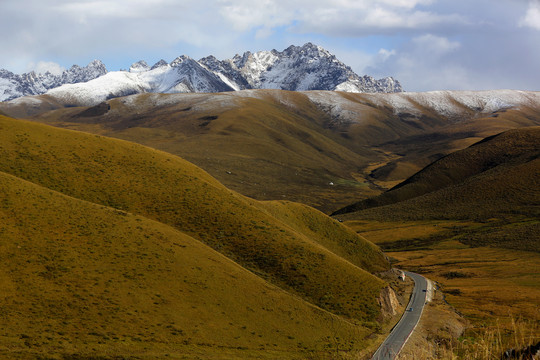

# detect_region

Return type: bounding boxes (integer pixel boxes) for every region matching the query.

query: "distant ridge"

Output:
[0,43,402,102]
[332,126,540,223]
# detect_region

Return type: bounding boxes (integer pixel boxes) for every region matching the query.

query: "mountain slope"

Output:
[0,170,380,359]
[339,128,540,331]
[0,114,389,328]
[3,90,386,212]
[3,89,539,214]
[200,43,402,93]
[333,127,540,217]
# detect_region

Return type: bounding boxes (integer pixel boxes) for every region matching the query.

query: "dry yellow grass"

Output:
[348,219,540,359]
[0,114,391,358]
[398,316,539,360]
[0,171,378,359]
[347,220,540,334]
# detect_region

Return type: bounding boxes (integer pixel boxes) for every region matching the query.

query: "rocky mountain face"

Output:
[200,43,402,93]
[0,43,402,102]
[0,60,107,101]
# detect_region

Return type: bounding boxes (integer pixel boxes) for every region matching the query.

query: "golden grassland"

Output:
[0,114,392,358]
[395,283,539,360]
[334,127,540,217]
[0,171,377,359]
[363,106,540,186]
[2,91,540,358]
[338,128,540,356]
[346,220,540,333]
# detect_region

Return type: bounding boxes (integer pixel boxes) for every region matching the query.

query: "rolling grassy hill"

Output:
[0,114,390,358]
[3,89,539,213]
[334,127,540,221]
[335,126,540,252]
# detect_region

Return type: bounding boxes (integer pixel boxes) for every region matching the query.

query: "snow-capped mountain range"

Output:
[0,60,107,102]
[0,43,402,103]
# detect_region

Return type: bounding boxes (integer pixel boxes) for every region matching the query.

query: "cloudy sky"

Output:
[1,0,539,91]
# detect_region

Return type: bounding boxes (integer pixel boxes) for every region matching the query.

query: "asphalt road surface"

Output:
[371,271,429,360]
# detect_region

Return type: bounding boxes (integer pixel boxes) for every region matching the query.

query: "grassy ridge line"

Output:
[256,200,386,272]
[336,128,540,252]
[349,158,540,252]
[0,170,375,358]
[0,115,389,323]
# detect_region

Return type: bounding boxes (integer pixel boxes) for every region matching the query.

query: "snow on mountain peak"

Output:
[151,60,169,70]
[129,60,150,73]
[1,43,403,103]
[0,60,107,102]
[170,55,194,67]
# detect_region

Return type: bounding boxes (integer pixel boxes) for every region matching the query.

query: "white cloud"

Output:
[377,48,396,62]
[377,0,434,9]
[412,34,461,56]
[28,61,66,75]
[217,0,294,31]
[54,0,188,19]
[0,0,538,91]
[519,0,540,30]
[364,34,467,91]
[216,0,467,35]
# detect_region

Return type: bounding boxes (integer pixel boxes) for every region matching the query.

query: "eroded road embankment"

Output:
[371,271,432,360]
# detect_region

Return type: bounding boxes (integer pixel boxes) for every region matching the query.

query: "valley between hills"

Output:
[0,88,539,359]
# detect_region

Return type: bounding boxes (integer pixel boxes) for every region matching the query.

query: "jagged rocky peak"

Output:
[87,59,107,72]
[231,51,253,69]
[61,60,107,83]
[129,60,150,73]
[283,42,331,58]
[170,55,194,67]
[376,76,402,93]
[199,55,221,69]
[151,59,169,70]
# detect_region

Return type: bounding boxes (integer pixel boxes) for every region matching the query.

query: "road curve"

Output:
[371,271,430,360]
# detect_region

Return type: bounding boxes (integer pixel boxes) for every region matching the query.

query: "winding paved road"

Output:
[371,271,431,360]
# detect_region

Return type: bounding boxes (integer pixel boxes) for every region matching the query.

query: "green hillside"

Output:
[0,114,390,358]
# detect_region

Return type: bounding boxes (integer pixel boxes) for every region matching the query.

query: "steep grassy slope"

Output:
[4,90,539,213]
[0,171,378,359]
[0,115,389,328]
[364,105,540,184]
